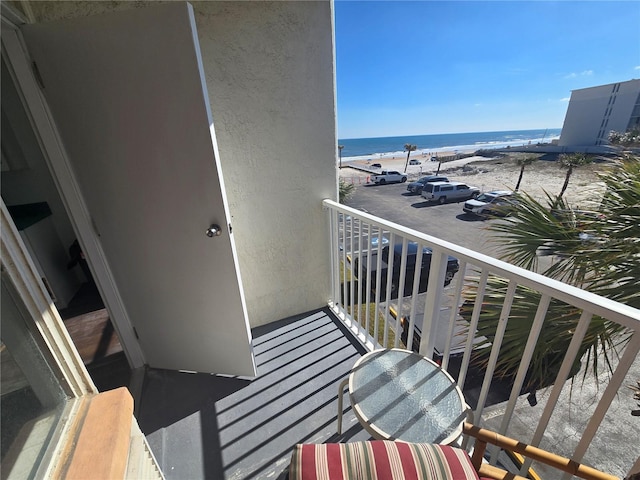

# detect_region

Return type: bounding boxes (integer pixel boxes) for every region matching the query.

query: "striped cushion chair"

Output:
[289,441,481,480]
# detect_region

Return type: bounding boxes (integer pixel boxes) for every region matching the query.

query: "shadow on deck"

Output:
[136,308,371,480]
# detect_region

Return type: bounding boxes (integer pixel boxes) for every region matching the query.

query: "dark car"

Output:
[370,163,382,169]
[406,175,449,194]
[353,241,459,300]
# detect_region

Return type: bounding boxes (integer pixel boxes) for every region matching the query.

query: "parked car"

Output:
[406,175,449,194]
[409,159,421,165]
[339,235,389,253]
[421,181,479,204]
[371,163,382,169]
[370,236,389,249]
[463,190,517,217]
[353,241,459,300]
[370,170,408,184]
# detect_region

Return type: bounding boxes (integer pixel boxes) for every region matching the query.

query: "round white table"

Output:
[337,348,467,444]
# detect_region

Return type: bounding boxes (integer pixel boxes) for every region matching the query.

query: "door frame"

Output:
[1,8,145,368]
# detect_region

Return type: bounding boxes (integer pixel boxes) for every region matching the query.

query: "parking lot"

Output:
[342,180,498,356]
[344,180,503,258]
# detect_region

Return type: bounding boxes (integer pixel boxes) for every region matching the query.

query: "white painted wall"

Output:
[193,2,337,326]
[559,79,640,147]
[29,1,337,328]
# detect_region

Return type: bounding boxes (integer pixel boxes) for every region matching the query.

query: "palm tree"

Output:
[514,155,536,191]
[339,178,355,203]
[338,145,344,168]
[461,157,639,388]
[558,153,593,198]
[403,144,417,171]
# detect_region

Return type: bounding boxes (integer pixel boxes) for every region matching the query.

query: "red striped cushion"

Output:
[289,441,480,480]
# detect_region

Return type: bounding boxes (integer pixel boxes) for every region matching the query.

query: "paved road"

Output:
[344,181,502,258]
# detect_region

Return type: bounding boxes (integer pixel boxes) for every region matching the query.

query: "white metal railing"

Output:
[323,199,640,477]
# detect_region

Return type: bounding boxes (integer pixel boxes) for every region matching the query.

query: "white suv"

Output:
[463,190,517,217]
[421,181,479,204]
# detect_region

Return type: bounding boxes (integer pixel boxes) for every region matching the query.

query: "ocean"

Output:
[338,128,562,160]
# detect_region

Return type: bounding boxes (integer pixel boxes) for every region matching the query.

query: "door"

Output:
[21,3,256,375]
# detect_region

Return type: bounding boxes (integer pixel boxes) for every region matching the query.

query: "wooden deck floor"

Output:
[1,282,127,396]
[62,308,122,365]
[58,283,131,391]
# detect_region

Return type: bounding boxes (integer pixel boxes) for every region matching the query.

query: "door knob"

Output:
[206,224,222,237]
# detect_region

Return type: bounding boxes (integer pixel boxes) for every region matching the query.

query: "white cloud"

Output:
[635,66,640,70]
[563,70,594,79]
[560,97,571,102]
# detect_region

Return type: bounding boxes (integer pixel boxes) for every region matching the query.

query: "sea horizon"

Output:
[339,128,562,160]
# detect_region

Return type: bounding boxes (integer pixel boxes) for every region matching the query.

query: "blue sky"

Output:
[335,1,640,139]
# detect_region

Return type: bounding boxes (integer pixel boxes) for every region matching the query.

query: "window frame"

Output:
[1,8,96,472]
[1,199,97,478]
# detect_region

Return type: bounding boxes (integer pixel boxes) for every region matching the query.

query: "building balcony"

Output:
[132,200,640,480]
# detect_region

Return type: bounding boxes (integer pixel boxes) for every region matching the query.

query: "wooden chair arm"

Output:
[462,423,618,480]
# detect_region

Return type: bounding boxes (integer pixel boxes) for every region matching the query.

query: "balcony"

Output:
[133,200,640,480]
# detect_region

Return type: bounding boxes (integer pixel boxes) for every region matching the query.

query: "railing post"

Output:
[521,310,592,474]
[561,333,640,479]
[418,250,448,359]
[474,280,518,425]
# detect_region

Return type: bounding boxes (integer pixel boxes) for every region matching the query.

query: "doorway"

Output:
[1,55,129,391]
[5,2,256,377]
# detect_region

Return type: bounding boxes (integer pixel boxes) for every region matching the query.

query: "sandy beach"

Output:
[340,152,610,208]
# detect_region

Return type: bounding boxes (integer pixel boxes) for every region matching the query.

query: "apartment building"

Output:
[559,78,640,148]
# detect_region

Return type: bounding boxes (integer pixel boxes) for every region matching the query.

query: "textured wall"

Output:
[29,1,337,327]
[193,2,337,326]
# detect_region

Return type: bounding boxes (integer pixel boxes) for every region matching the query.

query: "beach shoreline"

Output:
[337,128,562,161]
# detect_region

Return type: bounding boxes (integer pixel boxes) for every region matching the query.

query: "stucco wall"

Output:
[193,2,337,326]
[28,1,337,327]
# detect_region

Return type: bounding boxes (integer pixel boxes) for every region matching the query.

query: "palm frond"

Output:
[339,179,356,203]
[465,156,640,388]
[461,276,629,389]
